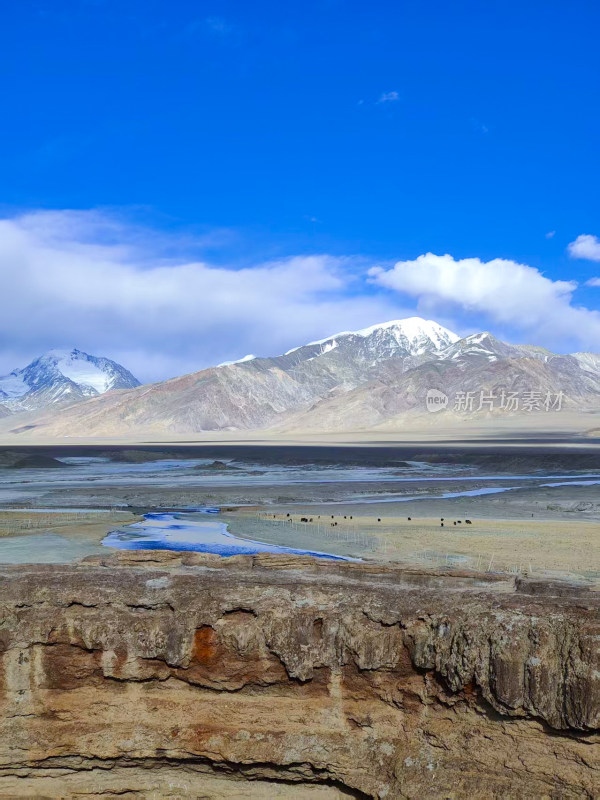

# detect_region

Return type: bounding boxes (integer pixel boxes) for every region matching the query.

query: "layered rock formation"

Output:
[0,552,598,798]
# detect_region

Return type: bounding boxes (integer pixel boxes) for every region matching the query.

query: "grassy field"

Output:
[0,509,139,542]
[0,506,595,580]
[227,510,600,579]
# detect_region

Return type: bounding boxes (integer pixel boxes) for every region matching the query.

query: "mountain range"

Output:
[1,318,599,437]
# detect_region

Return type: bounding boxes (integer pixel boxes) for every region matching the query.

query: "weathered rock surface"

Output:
[0,552,598,799]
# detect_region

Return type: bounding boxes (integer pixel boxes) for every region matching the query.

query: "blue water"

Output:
[350,486,520,504]
[540,480,600,488]
[102,510,357,561]
[331,478,600,505]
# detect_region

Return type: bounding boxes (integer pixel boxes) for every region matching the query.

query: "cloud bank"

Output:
[1,210,600,383]
[369,253,600,352]
[0,210,404,381]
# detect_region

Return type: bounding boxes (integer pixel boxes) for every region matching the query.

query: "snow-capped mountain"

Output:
[0,318,465,434]
[435,332,553,364]
[573,352,600,375]
[3,317,599,437]
[282,317,458,363]
[0,349,140,411]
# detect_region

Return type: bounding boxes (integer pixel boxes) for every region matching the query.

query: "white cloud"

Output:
[545,230,556,239]
[205,16,231,35]
[0,210,405,382]
[377,91,399,104]
[586,277,600,287]
[568,234,600,262]
[470,118,489,134]
[3,211,599,384]
[369,252,600,352]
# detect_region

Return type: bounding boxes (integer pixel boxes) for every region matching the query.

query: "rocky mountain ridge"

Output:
[1,317,599,436]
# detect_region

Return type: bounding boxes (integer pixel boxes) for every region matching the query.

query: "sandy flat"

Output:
[1,410,600,446]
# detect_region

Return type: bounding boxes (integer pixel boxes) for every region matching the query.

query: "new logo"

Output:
[426,388,449,413]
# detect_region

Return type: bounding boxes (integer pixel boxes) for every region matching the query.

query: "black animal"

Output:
[465,519,472,524]
[377,518,381,522]
[441,523,444,527]
[407,517,411,521]
[300,517,308,523]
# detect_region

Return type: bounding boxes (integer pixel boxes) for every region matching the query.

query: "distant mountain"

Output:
[2,319,599,436]
[275,344,600,432]
[2,318,456,434]
[0,349,140,412]
[220,318,458,370]
[282,317,458,362]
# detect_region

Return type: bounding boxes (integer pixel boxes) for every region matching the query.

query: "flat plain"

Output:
[0,439,597,581]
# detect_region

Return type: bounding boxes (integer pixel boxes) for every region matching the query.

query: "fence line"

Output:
[246,512,545,574]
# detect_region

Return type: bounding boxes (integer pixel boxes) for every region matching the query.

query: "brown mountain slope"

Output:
[274,355,600,432]
[1,325,599,438]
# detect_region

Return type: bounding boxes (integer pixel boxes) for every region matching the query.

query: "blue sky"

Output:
[0,0,599,380]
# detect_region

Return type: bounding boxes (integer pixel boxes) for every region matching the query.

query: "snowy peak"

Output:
[0,348,140,411]
[31,349,134,395]
[350,317,459,354]
[573,352,600,374]
[286,317,459,361]
[439,333,556,364]
[218,354,257,368]
[438,332,505,362]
